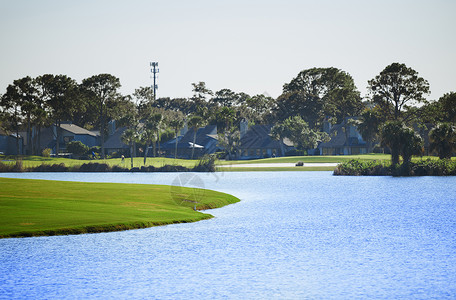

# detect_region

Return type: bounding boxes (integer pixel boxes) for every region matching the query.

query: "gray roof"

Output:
[239,125,293,149]
[60,124,98,137]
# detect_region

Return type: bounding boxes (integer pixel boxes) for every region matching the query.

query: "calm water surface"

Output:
[1,172,456,299]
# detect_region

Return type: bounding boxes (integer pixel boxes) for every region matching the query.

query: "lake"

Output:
[1,172,456,299]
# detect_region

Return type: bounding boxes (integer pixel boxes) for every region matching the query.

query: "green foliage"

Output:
[334,158,456,176]
[429,123,456,159]
[381,121,423,166]
[67,141,89,157]
[272,116,329,150]
[42,148,52,157]
[277,67,363,127]
[368,62,430,121]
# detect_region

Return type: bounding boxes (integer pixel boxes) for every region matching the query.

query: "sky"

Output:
[1,0,455,101]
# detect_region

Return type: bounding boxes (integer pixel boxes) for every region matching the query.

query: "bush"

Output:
[33,163,69,172]
[42,148,52,157]
[77,163,111,172]
[334,158,456,176]
[296,161,304,166]
[67,141,89,158]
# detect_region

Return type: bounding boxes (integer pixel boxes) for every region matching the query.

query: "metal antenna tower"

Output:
[150,62,159,100]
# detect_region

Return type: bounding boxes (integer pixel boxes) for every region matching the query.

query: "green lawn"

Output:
[0,177,240,238]
[216,154,393,165]
[0,155,200,169]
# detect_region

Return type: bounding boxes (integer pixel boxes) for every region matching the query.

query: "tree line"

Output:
[0,63,455,162]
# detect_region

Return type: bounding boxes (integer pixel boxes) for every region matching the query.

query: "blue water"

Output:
[1,172,456,299]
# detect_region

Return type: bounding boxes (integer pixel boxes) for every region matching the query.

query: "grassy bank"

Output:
[0,178,240,238]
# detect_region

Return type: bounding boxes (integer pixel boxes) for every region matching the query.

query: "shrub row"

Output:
[334,159,456,176]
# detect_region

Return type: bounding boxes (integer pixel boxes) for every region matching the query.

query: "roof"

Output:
[60,124,98,137]
[319,122,366,148]
[239,125,293,149]
[162,125,218,149]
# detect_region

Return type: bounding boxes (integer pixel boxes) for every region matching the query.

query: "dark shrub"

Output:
[296,161,304,166]
[33,163,68,172]
[79,163,111,172]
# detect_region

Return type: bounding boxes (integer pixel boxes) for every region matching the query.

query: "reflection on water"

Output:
[1,172,456,299]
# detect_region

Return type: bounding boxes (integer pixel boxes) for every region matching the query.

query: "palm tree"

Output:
[187,115,204,159]
[121,128,139,169]
[381,121,404,166]
[169,119,184,159]
[141,113,162,164]
[429,123,456,159]
[356,109,382,153]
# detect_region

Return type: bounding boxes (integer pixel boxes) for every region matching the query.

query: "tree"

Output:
[438,92,456,124]
[381,121,423,166]
[81,74,121,158]
[368,63,430,121]
[272,116,329,154]
[37,74,78,155]
[121,128,139,169]
[188,115,205,159]
[276,67,363,127]
[169,117,184,159]
[429,123,456,159]
[354,108,384,153]
[141,113,163,163]
[1,85,23,156]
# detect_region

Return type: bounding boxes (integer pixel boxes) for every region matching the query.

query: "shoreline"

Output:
[0,178,240,239]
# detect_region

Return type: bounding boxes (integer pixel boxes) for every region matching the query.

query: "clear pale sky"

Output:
[1,0,455,101]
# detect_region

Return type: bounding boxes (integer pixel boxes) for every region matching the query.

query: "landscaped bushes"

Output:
[334,159,456,176]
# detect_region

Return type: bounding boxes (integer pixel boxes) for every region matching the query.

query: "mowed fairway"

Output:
[0,178,239,238]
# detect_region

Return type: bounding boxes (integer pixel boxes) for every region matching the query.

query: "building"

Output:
[161,125,219,158]
[38,123,100,154]
[237,124,294,159]
[318,119,367,155]
[0,129,23,155]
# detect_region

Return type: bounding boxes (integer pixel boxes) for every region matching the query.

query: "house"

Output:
[38,123,100,154]
[0,129,23,155]
[104,126,130,156]
[161,125,219,158]
[237,124,294,159]
[318,119,367,155]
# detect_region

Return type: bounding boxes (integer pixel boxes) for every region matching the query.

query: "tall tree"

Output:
[368,63,430,121]
[276,67,363,127]
[37,74,78,155]
[354,108,384,153]
[168,115,184,159]
[81,74,121,158]
[438,92,456,124]
[1,86,23,156]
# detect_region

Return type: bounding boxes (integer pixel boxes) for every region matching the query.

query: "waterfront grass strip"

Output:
[0,178,239,238]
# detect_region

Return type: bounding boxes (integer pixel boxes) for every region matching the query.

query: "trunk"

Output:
[191,129,197,159]
[144,143,150,165]
[130,144,134,169]
[174,130,178,159]
[157,132,161,157]
[100,106,105,159]
[37,125,42,155]
[27,113,31,155]
[152,139,156,157]
[367,139,373,154]
[391,146,400,166]
[55,122,61,155]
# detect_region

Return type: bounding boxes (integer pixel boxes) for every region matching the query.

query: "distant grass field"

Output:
[216,154,393,165]
[0,155,200,169]
[0,177,240,238]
